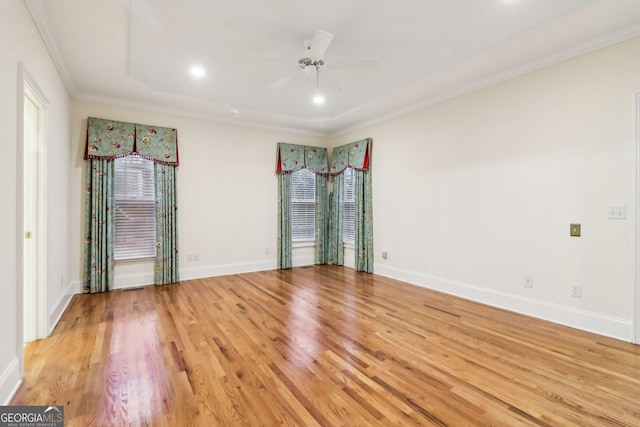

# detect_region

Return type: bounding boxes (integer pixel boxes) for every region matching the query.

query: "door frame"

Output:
[17,63,48,350]
[635,92,640,345]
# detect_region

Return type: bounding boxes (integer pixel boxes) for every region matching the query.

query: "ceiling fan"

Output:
[262,30,380,93]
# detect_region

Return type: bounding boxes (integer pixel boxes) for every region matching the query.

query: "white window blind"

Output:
[291,168,316,242]
[114,155,156,260]
[343,167,355,245]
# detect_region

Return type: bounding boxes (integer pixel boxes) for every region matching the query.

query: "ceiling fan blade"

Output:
[327,60,381,71]
[320,70,342,93]
[309,30,334,61]
[265,69,302,91]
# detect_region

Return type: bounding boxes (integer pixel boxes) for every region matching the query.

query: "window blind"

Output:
[114,155,156,260]
[291,168,316,242]
[343,167,355,245]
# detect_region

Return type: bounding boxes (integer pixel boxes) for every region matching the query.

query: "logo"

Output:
[0,406,64,427]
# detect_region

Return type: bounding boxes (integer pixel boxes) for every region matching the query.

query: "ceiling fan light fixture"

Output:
[313,90,325,105]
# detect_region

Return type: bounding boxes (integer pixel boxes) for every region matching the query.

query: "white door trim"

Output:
[17,63,48,349]
[635,92,640,345]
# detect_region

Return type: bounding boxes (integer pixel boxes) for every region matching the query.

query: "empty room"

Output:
[2,0,640,425]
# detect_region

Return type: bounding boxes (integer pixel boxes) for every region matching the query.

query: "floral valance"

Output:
[330,138,371,174]
[85,117,179,165]
[276,143,329,174]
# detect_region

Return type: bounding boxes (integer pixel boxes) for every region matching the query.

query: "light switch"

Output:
[607,206,626,220]
[570,224,581,237]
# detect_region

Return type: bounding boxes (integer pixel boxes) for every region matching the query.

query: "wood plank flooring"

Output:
[11,266,640,426]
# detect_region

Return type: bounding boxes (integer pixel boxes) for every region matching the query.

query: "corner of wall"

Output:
[48,281,76,335]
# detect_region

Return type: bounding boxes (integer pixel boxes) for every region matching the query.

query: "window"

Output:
[343,167,355,245]
[114,155,156,260]
[291,168,316,242]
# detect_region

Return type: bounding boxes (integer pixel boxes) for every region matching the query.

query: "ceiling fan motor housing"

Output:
[299,58,324,68]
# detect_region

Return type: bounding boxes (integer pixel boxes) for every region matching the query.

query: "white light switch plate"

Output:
[607,206,626,220]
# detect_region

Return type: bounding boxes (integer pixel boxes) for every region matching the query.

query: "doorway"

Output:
[21,71,47,343]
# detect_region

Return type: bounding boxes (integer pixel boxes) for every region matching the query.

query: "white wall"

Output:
[334,36,640,341]
[69,101,327,289]
[0,0,72,404]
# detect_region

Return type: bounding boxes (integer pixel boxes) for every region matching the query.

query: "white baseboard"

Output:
[180,259,276,281]
[376,264,633,342]
[69,260,281,293]
[48,281,75,335]
[0,356,22,405]
[70,274,156,293]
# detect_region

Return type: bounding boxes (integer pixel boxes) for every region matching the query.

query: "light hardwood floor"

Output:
[12,266,640,426]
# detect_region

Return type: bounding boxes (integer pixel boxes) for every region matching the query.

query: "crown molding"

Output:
[24,0,78,97]
[25,0,640,137]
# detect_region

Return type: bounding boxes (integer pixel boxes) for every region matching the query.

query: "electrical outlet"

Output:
[571,284,582,297]
[523,276,534,288]
[381,251,388,259]
[187,253,193,262]
[193,253,199,262]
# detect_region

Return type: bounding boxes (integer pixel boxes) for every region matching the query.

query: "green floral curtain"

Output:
[315,174,328,264]
[83,159,115,293]
[354,168,373,273]
[328,174,344,266]
[277,173,292,269]
[276,143,329,269]
[329,138,370,174]
[277,143,329,174]
[85,117,178,165]
[137,124,179,165]
[84,117,179,291]
[85,118,135,158]
[155,163,179,284]
[329,138,373,273]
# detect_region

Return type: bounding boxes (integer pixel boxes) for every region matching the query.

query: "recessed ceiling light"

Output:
[189,65,206,78]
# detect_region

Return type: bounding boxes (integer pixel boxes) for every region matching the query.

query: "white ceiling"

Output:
[26,0,640,136]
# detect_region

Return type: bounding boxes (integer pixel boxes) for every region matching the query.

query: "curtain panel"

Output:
[83,117,180,292]
[354,168,374,273]
[155,163,180,285]
[276,143,329,269]
[328,174,345,266]
[315,174,328,264]
[83,159,115,293]
[277,173,292,269]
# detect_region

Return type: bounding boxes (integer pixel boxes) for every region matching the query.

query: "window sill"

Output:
[292,241,315,248]
[115,256,155,263]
